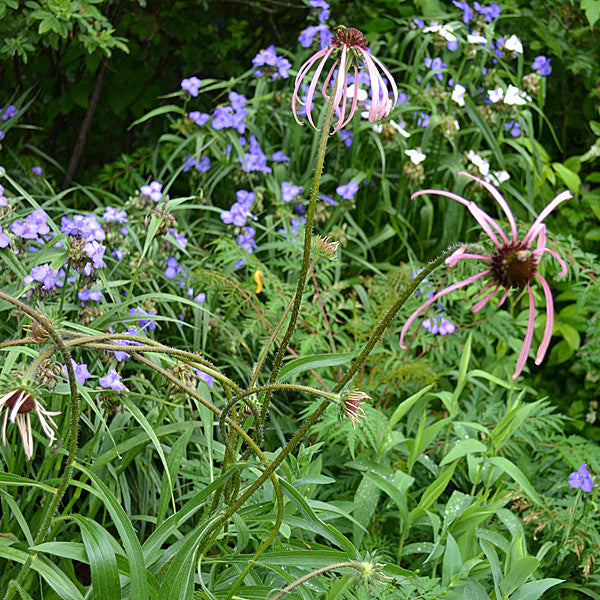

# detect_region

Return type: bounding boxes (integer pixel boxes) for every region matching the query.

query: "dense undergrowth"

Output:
[0,1,599,599]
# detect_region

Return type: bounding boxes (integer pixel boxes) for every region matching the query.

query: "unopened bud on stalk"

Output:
[314,235,339,259]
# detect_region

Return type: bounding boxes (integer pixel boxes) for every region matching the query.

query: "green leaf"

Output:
[480,539,502,600]
[440,439,487,466]
[486,457,543,505]
[70,515,121,600]
[157,423,193,526]
[128,104,186,129]
[463,578,492,600]
[557,322,581,350]
[0,545,84,600]
[280,478,356,556]
[442,532,462,587]
[500,556,540,597]
[411,463,457,520]
[509,578,564,600]
[158,521,210,600]
[361,468,414,526]
[450,333,472,415]
[582,0,600,26]
[276,350,359,382]
[389,384,433,427]
[73,465,149,600]
[552,162,581,192]
[120,395,175,517]
[463,97,505,167]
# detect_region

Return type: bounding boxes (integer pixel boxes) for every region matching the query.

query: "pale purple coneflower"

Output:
[0,388,61,459]
[292,26,398,134]
[401,171,572,379]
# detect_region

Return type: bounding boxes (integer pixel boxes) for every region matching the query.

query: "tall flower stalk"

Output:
[259,27,398,425]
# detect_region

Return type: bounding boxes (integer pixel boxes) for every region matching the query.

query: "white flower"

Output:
[504,84,529,106]
[423,23,457,43]
[371,123,383,134]
[346,86,368,102]
[390,119,411,138]
[466,150,490,177]
[487,87,504,103]
[451,83,466,106]
[488,170,510,185]
[405,148,426,165]
[504,35,523,54]
[467,32,487,44]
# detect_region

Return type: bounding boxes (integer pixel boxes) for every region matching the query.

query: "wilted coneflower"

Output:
[401,171,572,379]
[292,26,398,134]
[0,388,61,460]
[340,390,369,427]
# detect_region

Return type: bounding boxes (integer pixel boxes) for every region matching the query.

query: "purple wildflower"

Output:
[532,55,552,76]
[309,0,330,22]
[189,111,210,126]
[11,209,51,240]
[1,105,17,121]
[98,368,127,391]
[453,0,473,23]
[424,57,446,81]
[568,464,594,493]
[61,214,105,241]
[272,150,291,162]
[62,359,92,385]
[140,181,163,202]
[78,288,103,302]
[336,181,359,200]
[103,206,128,223]
[281,181,302,203]
[181,76,202,96]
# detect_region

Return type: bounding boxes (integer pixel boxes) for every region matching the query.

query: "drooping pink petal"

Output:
[362,53,381,122]
[332,45,348,111]
[534,273,555,365]
[336,65,360,132]
[305,51,337,131]
[400,270,490,348]
[533,247,568,277]
[372,70,390,120]
[412,189,507,247]
[320,62,337,102]
[1,410,8,445]
[457,171,518,244]
[292,47,332,125]
[9,391,27,422]
[522,190,573,246]
[513,285,536,379]
[472,283,500,313]
[332,81,349,134]
[497,288,509,307]
[446,252,492,268]
[366,50,399,110]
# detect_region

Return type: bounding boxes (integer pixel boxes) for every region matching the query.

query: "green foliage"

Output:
[1,0,600,598]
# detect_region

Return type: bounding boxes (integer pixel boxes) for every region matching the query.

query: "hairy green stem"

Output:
[207,246,462,531]
[269,562,365,600]
[332,245,460,393]
[225,475,285,600]
[259,90,339,428]
[249,260,318,391]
